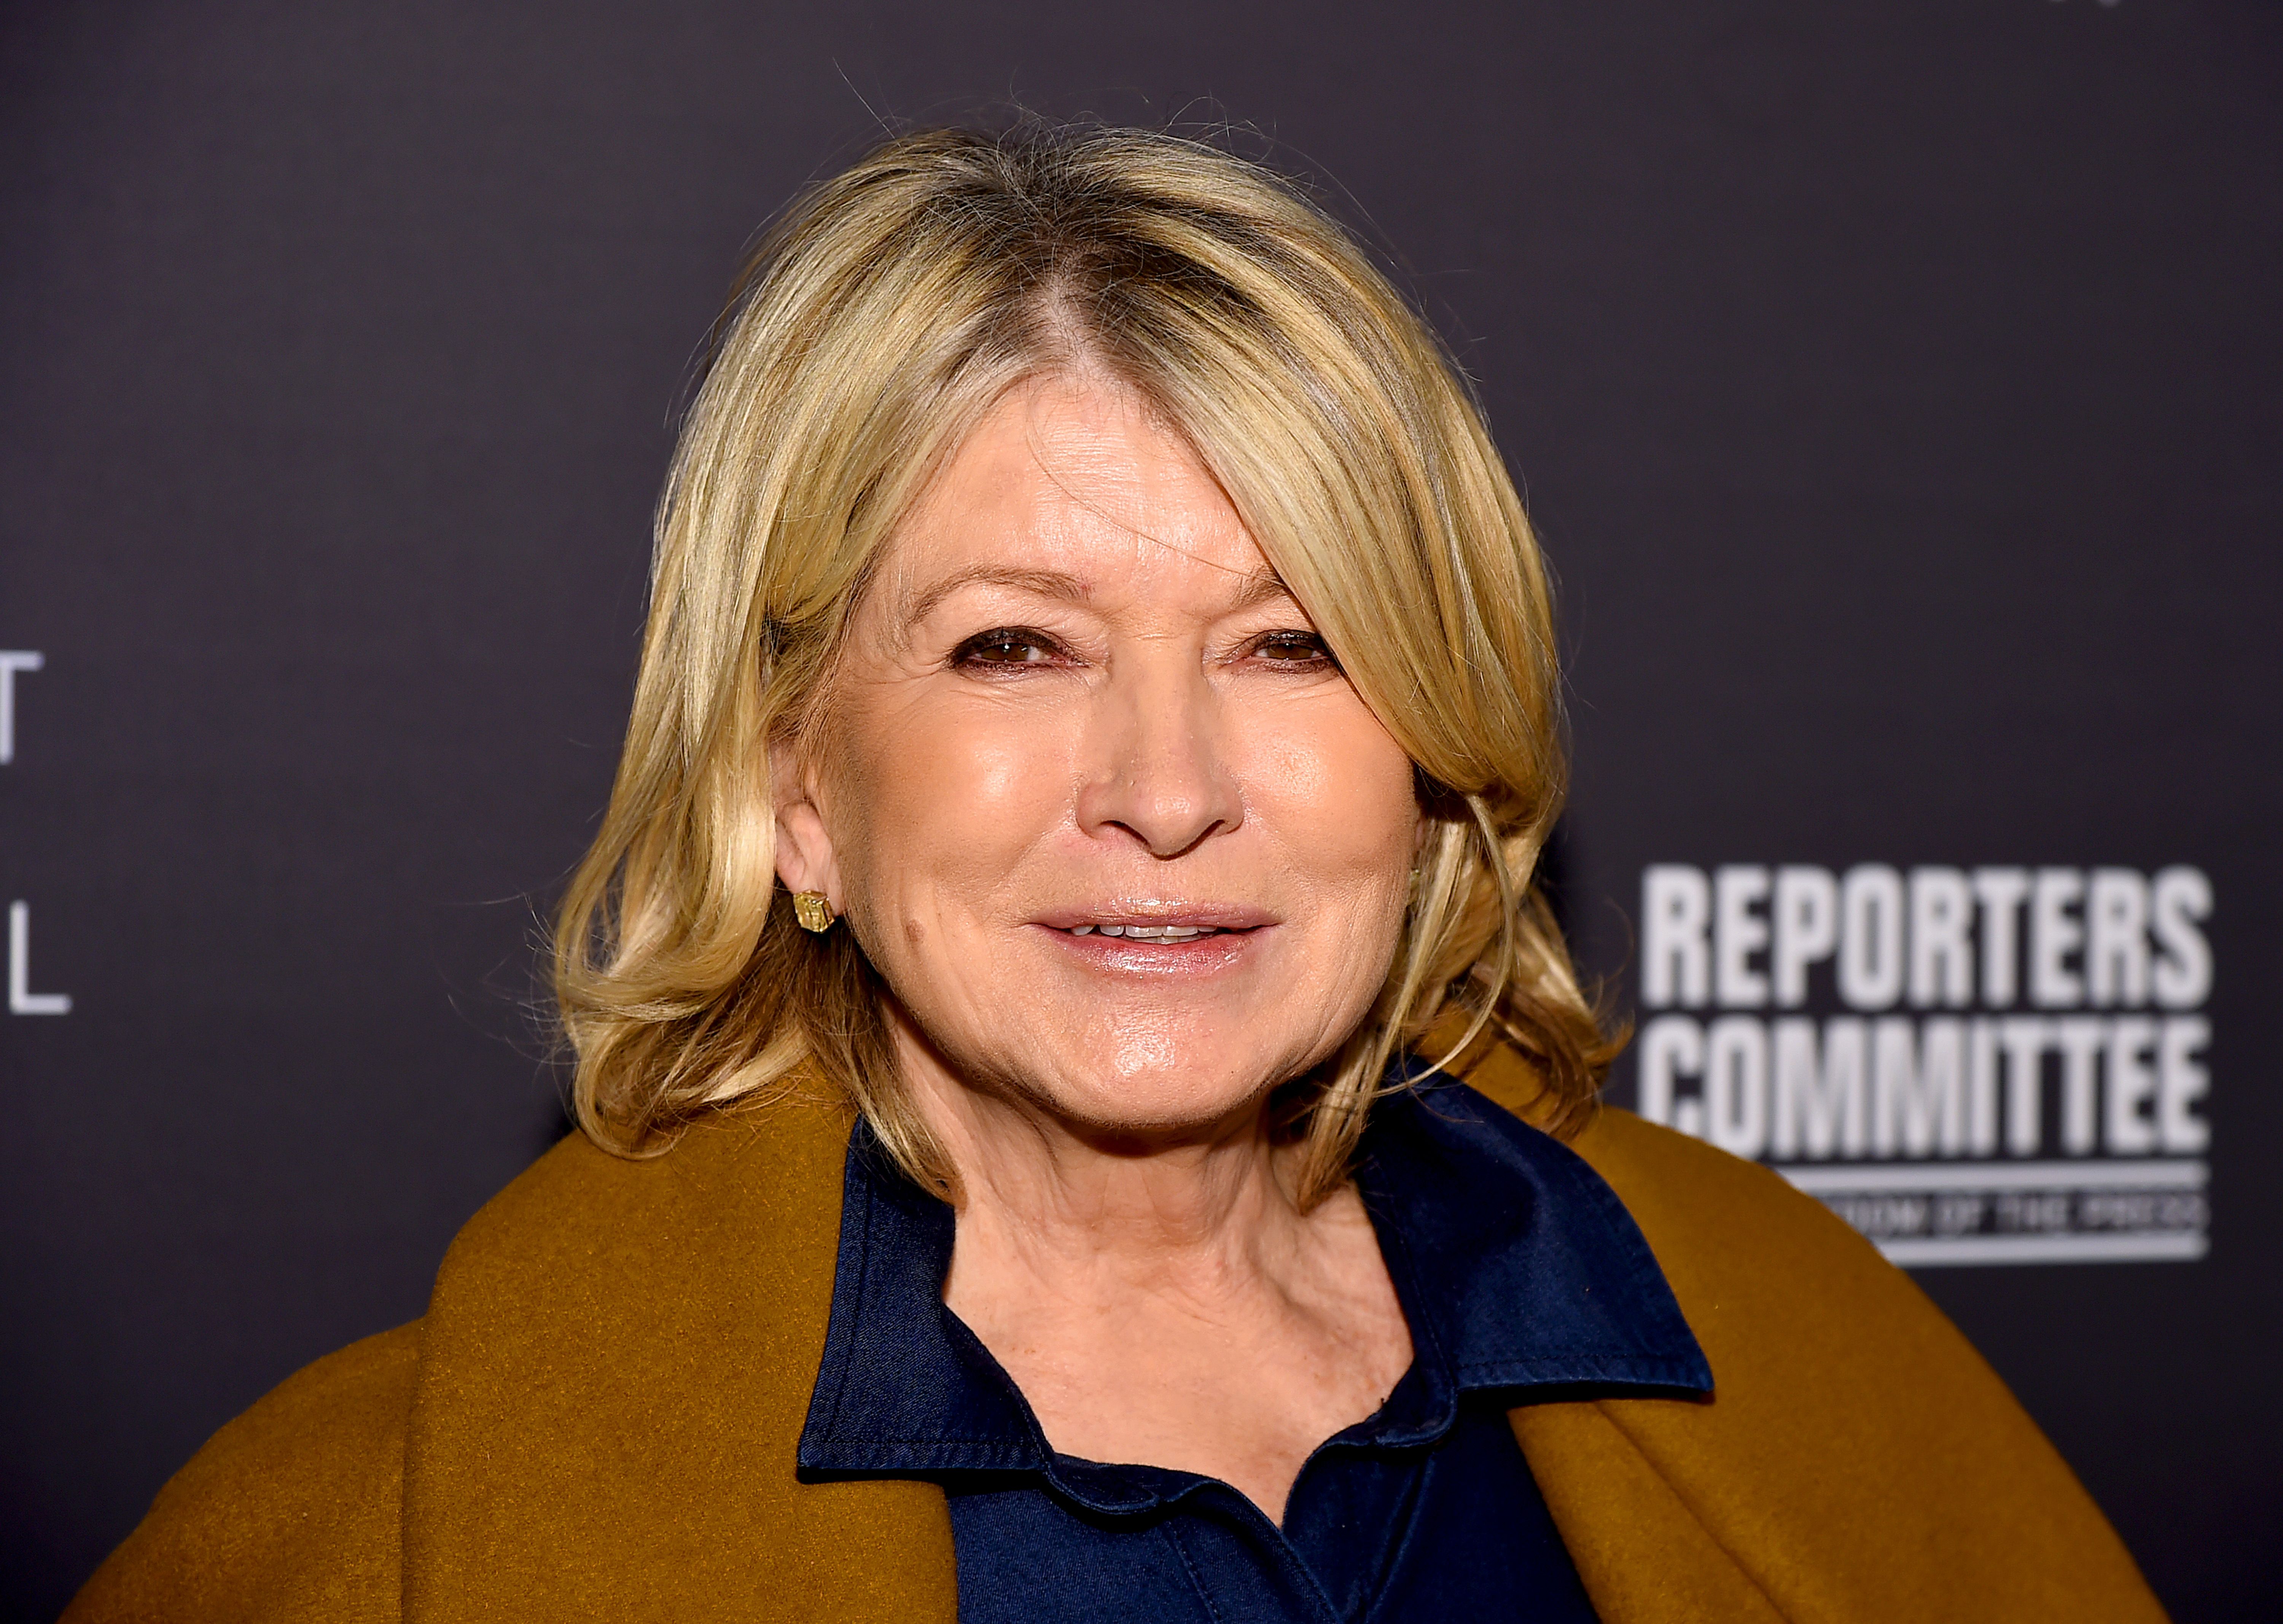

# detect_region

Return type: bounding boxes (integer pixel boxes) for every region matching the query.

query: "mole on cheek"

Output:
[904,917,927,949]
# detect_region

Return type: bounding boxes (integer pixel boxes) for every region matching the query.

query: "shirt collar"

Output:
[798,1068,1710,1499]
[1354,1065,1712,1396]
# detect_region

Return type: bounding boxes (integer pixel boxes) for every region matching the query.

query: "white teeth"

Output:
[1067,923,1223,940]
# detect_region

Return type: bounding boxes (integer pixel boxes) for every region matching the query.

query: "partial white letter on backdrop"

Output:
[0,651,43,766]
[8,902,72,1016]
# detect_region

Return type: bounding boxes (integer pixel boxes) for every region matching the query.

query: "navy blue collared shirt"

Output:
[799,1073,1711,1622]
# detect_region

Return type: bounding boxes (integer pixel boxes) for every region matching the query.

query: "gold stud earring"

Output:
[793,891,837,933]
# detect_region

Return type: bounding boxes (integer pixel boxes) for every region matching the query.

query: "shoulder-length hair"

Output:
[554,123,1618,1204]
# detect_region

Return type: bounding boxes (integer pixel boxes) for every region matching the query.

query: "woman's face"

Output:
[776,376,1422,1140]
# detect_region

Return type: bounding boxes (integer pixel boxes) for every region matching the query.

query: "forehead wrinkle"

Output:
[1012,380,1288,608]
[1020,449,1304,626]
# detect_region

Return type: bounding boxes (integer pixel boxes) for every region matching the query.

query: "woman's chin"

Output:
[1008,1049,1301,1140]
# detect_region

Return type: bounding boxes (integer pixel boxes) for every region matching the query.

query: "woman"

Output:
[69,125,2164,1622]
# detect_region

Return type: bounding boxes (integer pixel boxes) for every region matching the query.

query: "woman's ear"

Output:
[769,736,843,910]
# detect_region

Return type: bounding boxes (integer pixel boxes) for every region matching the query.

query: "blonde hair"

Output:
[554,123,1618,1203]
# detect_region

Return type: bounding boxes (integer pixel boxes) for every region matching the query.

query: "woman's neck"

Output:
[892,1019,1413,1515]
[890,1016,1412,1516]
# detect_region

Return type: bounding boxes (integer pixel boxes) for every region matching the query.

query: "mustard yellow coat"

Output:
[66,1047,2168,1622]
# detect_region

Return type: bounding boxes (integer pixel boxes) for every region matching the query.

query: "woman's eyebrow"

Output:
[899,564,1297,627]
[901,565,1089,626]
[1225,569,1298,612]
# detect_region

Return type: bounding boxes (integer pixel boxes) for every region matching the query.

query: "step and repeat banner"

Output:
[3,1,2275,1618]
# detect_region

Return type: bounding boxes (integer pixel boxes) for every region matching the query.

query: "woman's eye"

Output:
[953,630,1062,668]
[1251,632,1336,667]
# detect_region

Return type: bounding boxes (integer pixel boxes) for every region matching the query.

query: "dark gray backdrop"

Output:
[3,1,2277,1618]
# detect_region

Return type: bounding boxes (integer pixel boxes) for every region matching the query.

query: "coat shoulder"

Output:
[1569,1104,1901,1299]
[65,1320,420,1623]
[436,1084,854,1288]
[401,1087,957,1622]
[1527,1104,2167,1623]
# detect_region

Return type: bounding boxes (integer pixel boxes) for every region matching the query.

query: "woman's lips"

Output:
[1037,930,1258,973]
[1027,911,1271,972]
[1033,903,1277,933]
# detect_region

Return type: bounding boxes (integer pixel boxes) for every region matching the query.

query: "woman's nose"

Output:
[1074,659,1243,858]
